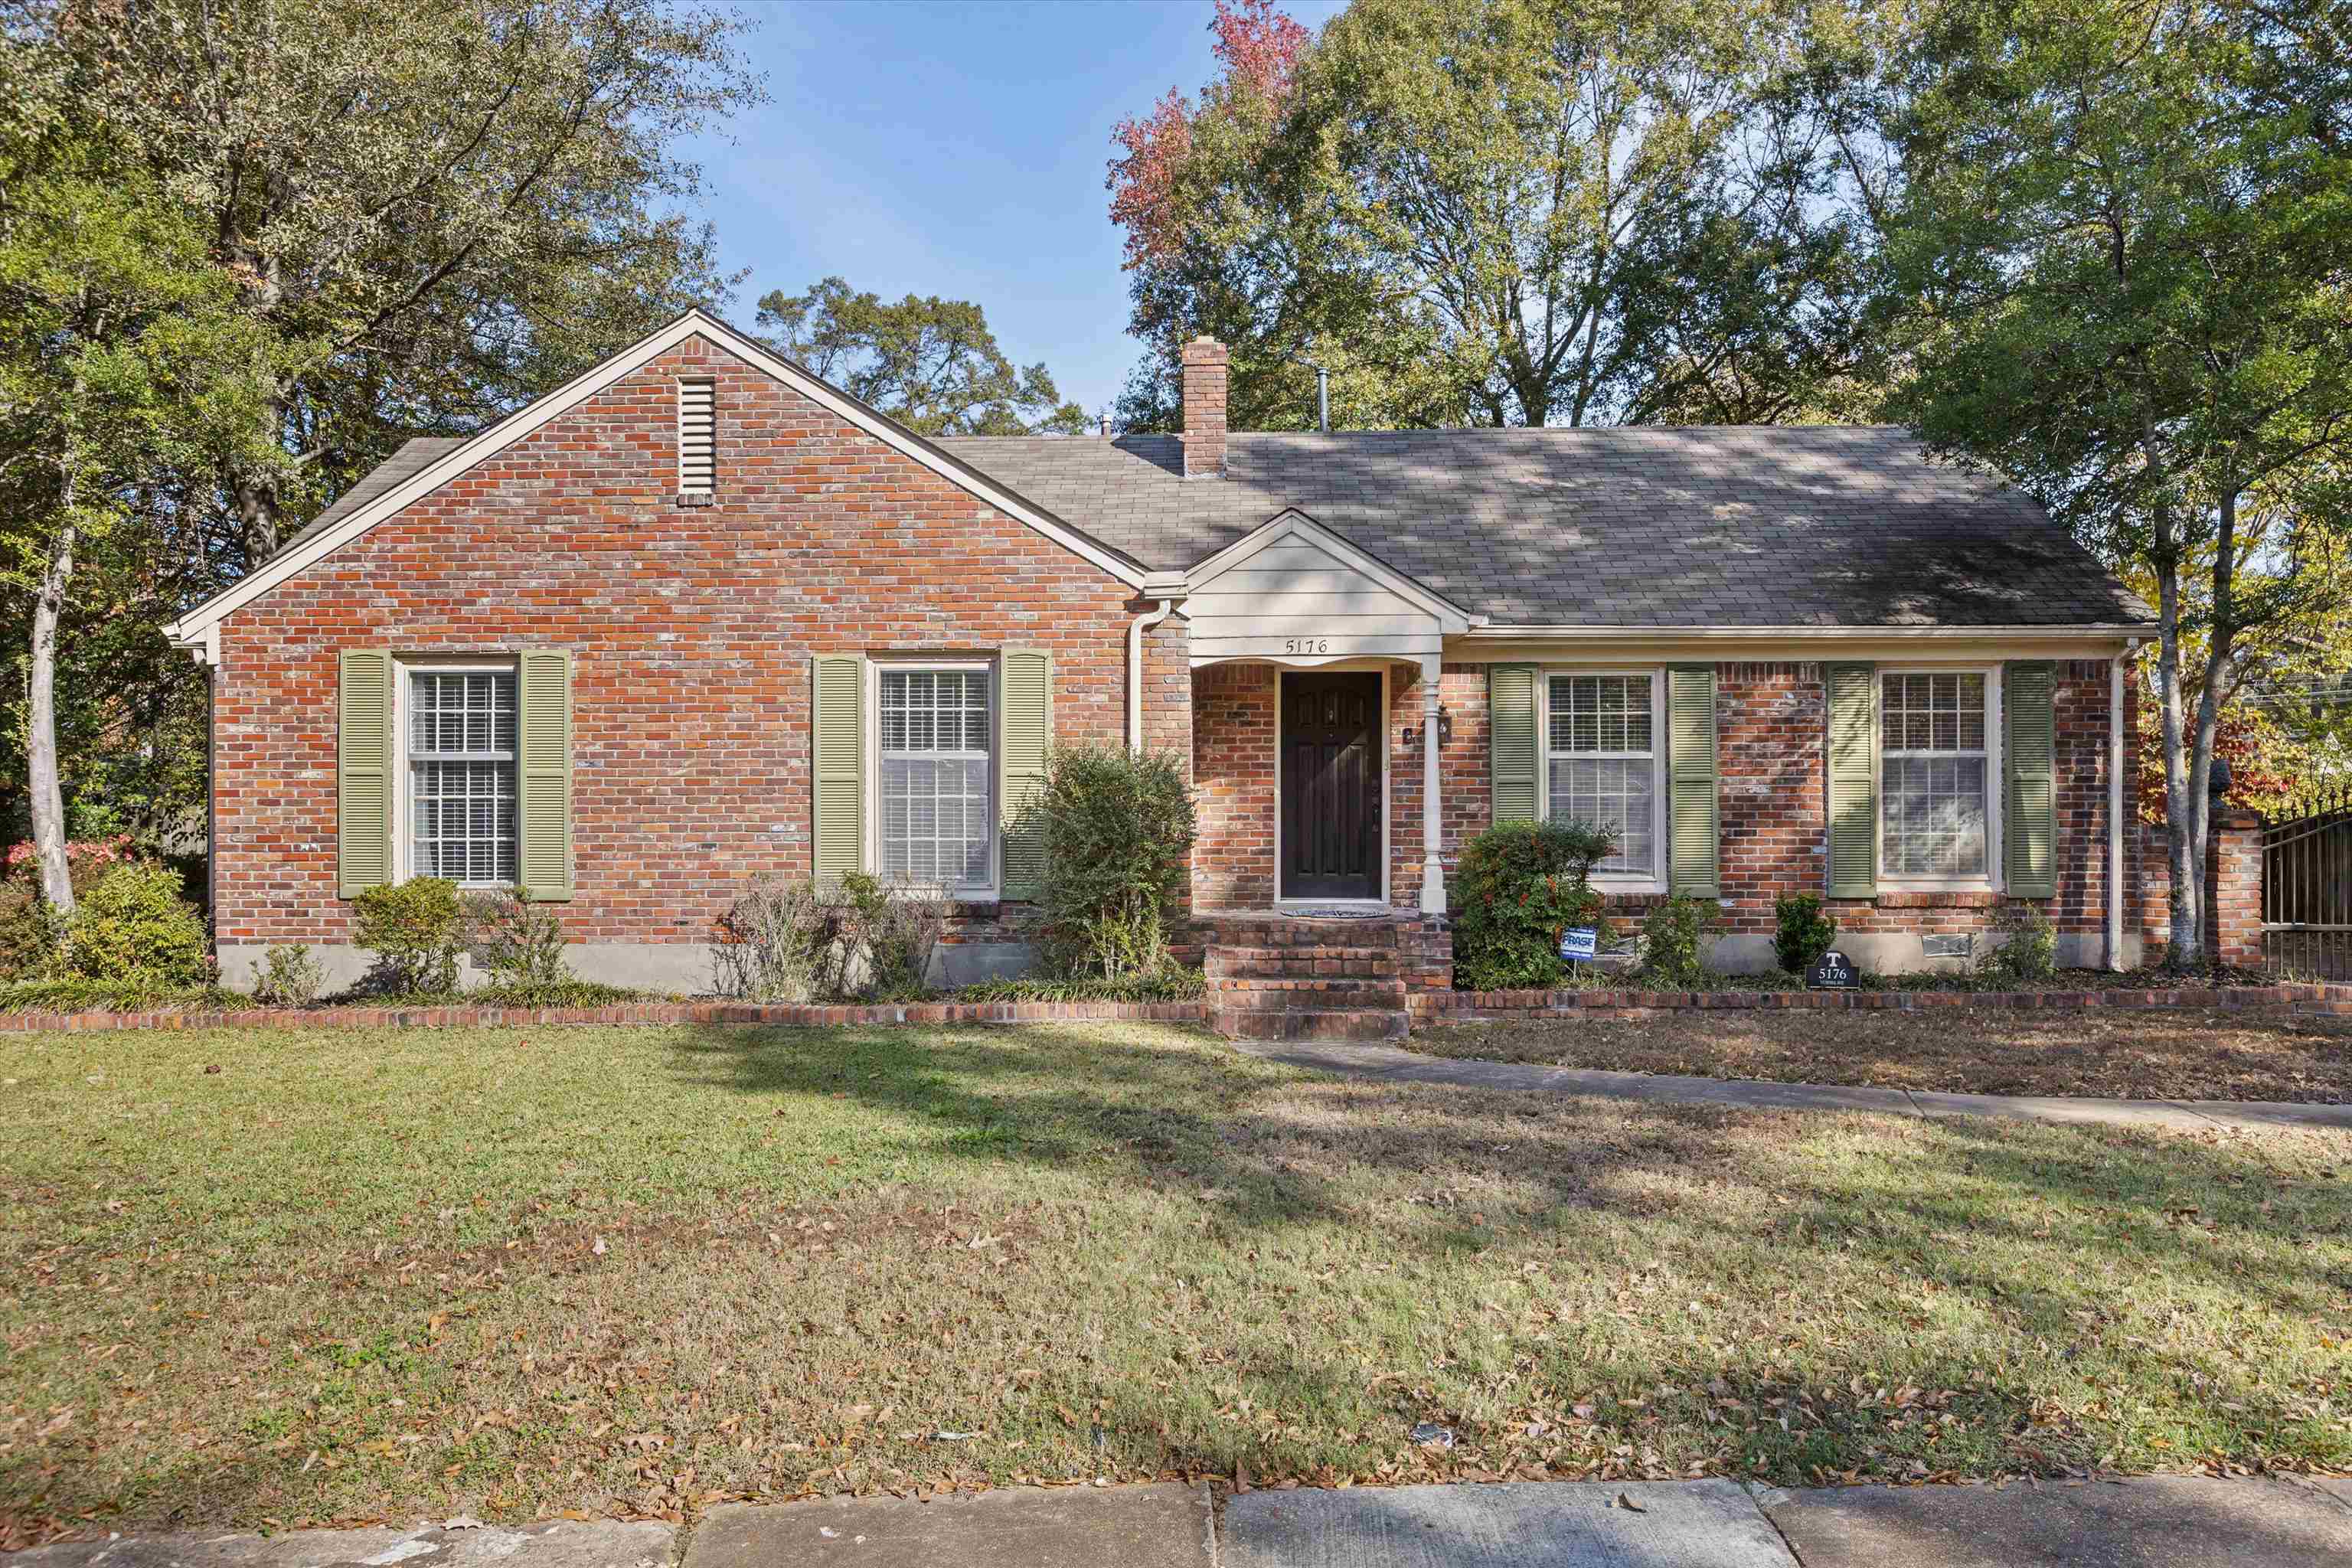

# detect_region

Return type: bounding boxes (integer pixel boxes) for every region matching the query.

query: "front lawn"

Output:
[4,1021,2347,1542]
[1415,1007,2352,1102]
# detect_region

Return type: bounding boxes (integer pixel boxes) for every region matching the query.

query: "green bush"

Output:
[465,886,569,989]
[1772,893,1838,975]
[1452,818,1617,991]
[351,877,464,994]
[1031,745,1197,982]
[1982,900,2058,982]
[57,861,211,987]
[251,944,325,1007]
[1639,895,1718,988]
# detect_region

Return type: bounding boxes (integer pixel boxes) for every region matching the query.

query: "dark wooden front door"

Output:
[1281,671,1383,901]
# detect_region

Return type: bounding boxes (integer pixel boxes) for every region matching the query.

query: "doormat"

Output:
[1279,906,1396,920]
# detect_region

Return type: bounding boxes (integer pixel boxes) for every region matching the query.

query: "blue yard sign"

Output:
[1558,926,1599,962]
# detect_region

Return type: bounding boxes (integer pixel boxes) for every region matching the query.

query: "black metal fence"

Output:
[2264,784,2352,978]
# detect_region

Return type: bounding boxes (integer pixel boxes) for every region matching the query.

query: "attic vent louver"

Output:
[677,378,715,500]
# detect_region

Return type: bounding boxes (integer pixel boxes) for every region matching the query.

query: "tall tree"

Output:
[1107,0,1883,431]
[754,279,1089,436]
[0,0,756,885]
[0,62,279,909]
[1878,0,2352,965]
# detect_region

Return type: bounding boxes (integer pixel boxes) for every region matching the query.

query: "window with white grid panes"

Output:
[1880,671,1990,878]
[878,668,994,889]
[1545,673,1658,877]
[408,670,518,885]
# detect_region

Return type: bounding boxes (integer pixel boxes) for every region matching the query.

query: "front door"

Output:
[1280,671,1383,901]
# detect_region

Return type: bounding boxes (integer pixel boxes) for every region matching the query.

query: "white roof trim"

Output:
[1185,508,1472,634]
[165,310,1148,645]
[1464,623,2152,642]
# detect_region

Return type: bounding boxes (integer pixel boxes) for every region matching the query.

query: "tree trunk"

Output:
[2154,560,2197,967]
[2186,485,2244,968]
[28,513,78,916]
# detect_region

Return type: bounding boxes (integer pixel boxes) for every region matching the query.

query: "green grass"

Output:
[3,1021,2347,1537]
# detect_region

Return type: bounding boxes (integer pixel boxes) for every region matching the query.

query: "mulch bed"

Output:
[1414,1004,2352,1102]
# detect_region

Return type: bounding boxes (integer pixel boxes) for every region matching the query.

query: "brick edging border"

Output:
[5,984,2347,1034]
[0,998,1213,1033]
[1411,982,2352,1021]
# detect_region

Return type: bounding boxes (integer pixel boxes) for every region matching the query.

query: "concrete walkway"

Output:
[1230,1040,2352,1132]
[24,1475,2352,1568]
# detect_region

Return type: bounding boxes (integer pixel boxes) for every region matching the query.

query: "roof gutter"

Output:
[1462,622,2159,642]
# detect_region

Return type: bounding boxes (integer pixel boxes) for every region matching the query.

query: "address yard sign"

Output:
[1808,949,1857,991]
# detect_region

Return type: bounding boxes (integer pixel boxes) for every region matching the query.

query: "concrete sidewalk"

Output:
[1230,1040,2352,1132]
[24,1475,2351,1568]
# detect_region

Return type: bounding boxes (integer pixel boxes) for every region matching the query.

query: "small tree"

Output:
[1031,746,1197,981]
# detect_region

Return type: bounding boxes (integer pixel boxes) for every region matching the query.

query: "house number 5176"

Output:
[1283,637,1330,655]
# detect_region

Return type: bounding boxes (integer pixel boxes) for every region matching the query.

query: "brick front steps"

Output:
[1200,914,1419,1042]
[0,999,1209,1033]
[1412,981,2352,1024]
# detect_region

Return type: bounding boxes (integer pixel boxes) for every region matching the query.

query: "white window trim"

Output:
[1877,663,2004,893]
[1538,666,1668,894]
[391,655,521,890]
[864,657,1000,900]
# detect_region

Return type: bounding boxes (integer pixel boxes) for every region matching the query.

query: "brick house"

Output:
[168,310,2158,1003]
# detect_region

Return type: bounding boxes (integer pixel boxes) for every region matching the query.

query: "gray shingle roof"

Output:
[289,437,467,552]
[934,426,2151,629]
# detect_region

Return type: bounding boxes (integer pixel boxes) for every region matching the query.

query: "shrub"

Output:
[1772,893,1838,975]
[1452,818,1618,991]
[714,876,828,1001]
[1031,745,1197,981]
[712,873,948,1001]
[1983,900,2058,983]
[351,877,464,994]
[56,862,211,987]
[1640,896,1717,988]
[465,887,570,989]
[251,944,325,1007]
[831,871,948,998]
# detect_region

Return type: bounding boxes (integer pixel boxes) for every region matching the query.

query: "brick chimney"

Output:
[1181,336,1228,478]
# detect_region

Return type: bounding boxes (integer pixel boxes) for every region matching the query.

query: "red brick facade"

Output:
[212,334,1185,959]
[206,328,2155,985]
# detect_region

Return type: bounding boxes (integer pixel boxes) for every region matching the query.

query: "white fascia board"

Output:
[165,310,1148,647]
[1185,508,1472,632]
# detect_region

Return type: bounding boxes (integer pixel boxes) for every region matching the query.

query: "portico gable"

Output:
[1182,508,1473,668]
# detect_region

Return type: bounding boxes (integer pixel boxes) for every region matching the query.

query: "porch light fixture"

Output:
[1403,705,1453,749]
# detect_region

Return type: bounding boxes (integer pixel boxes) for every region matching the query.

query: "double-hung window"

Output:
[877,665,994,890]
[1880,671,1992,880]
[1544,672,1660,880]
[408,668,519,885]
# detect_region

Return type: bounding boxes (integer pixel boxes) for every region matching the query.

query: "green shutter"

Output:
[1667,665,1720,897]
[2004,661,2057,897]
[337,649,394,898]
[998,648,1052,900]
[1488,664,1538,824]
[517,649,574,901]
[812,655,866,887]
[1826,662,1878,899]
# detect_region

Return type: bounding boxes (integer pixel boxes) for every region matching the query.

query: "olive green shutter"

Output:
[1826,662,1879,899]
[517,649,573,901]
[1488,664,1539,824]
[998,648,1052,900]
[337,650,395,898]
[2003,661,2057,897]
[1666,665,1720,897]
[812,655,866,886]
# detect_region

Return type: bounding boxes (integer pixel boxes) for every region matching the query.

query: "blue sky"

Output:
[680,0,1347,420]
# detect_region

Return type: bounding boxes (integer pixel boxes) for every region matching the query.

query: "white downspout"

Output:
[1127,599,1176,753]
[2109,641,2137,971]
